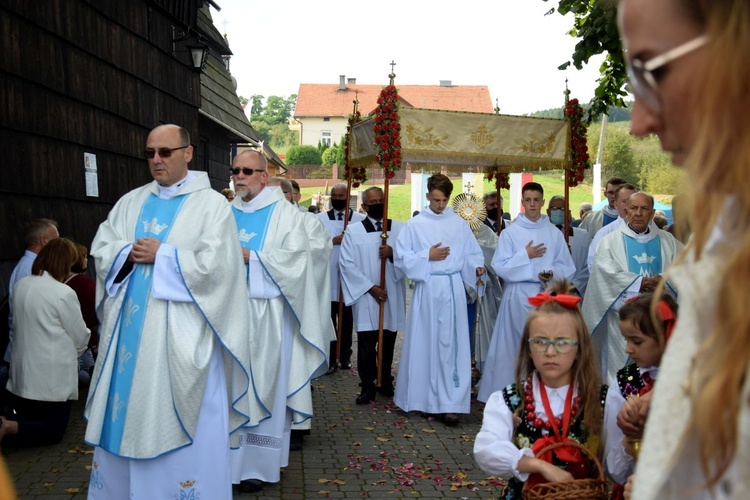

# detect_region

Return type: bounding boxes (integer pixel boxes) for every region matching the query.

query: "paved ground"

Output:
[3,354,506,499]
[4,283,507,499]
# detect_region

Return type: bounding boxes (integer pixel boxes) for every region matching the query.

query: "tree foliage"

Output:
[250,121,298,152]
[529,102,632,121]
[321,146,338,167]
[286,145,322,166]
[543,0,627,123]
[239,94,297,126]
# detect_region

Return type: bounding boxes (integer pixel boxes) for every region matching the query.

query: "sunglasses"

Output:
[144,146,188,159]
[230,167,266,176]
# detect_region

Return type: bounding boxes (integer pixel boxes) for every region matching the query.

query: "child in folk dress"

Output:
[474,281,605,499]
[602,293,678,497]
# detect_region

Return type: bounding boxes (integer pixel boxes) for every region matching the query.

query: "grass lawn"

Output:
[299,172,598,222]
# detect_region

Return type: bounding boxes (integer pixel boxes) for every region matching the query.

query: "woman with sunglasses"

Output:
[618,0,750,498]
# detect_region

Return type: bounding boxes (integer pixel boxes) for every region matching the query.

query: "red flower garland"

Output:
[564,98,591,187]
[373,84,402,179]
[343,110,365,188]
[485,168,510,191]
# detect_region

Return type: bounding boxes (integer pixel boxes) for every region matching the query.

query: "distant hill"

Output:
[527,102,633,122]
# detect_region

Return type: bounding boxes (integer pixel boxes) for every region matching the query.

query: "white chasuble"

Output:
[583,222,682,383]
[393,207,483,414]
[230,188,330,483]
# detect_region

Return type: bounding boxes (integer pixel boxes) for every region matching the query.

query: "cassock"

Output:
[473,224,503,374]
[230,187,330,484]
[393,207,483,414]
[583,221,683,382]
[339,217,406,390]
[85,172,256,499]
[477,214,576,402]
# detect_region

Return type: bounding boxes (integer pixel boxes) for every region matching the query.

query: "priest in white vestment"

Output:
[477,183,576,402]
[586,183,638,273]
[340,186,406,404]
[583,193,683,383]
[393,174,484,425]
[228,151,330,493]
[85,125,257,500]
[580,177,628,240]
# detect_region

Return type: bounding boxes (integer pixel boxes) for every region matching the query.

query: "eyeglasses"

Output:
[230,167,266,176]
[144,146,188,159]
[626,35,707,112]
[528,337,579,354]
[548,207,564,212]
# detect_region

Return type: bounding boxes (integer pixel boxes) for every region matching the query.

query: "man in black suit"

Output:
[482,192,506,234]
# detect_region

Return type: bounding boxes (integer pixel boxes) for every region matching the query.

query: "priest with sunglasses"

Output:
[84,124,259,499]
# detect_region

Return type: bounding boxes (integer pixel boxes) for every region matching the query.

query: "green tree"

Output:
[543,0,626,122]
[322,146,338,166]
[286,145,322,166]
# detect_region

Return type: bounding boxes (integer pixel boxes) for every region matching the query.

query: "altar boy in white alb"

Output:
[477,182,575,402]
[394,174,485,426]
[340,186,406,405]
[85,125,257,500]
[229,150,330,494]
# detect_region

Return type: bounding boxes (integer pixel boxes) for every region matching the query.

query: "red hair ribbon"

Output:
[528,292,582,309]
[656,299,677,342]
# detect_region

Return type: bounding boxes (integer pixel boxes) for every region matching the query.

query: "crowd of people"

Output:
[3,1,750,496]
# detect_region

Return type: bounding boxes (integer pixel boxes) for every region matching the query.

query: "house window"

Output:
[321,131,332,147]
[323,117,330,122]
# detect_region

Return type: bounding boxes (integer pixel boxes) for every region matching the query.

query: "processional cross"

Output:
[465,181,474,194]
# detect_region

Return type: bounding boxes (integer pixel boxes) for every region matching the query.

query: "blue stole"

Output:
[623,233,663,277]
[603,213,617,226]
[100,193,187,454]
[232,202,278,254]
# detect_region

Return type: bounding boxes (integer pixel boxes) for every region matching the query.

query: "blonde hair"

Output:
[674,0,750,486]
[514,280,602,437]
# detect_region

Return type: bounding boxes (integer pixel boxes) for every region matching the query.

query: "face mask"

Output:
[549,210,564,226]
[366,203,385,220]
[486,207,498,221]
[331,198,347,211]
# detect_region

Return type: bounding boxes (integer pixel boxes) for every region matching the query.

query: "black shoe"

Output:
[340,360,352,370]
[289,431,304,451]
[356,388,376,405]
[378,384,395,398]
[325,364,338,376]
[239,479,264,493]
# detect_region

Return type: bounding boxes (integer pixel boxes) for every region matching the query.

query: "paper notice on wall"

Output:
[84,152,99,197]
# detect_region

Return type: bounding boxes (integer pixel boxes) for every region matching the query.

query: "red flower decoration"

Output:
[374,84,402,178]
[564,97,591,187]
[484,167,510,190]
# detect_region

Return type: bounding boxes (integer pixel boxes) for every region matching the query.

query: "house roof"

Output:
[294,83,494,118]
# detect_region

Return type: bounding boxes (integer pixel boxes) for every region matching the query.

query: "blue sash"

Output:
[100,193,187,453]
[232,203,277,252]
[623,233,663,277]
[603,213,617,227]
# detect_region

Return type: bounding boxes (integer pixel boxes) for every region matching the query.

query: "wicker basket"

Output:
[521,441,608,500]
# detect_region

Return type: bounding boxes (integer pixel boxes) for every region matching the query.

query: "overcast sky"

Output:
[210,0,610,115]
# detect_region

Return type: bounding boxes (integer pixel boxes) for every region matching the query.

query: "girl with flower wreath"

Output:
[602,293,678,499]
[474,280,605,499]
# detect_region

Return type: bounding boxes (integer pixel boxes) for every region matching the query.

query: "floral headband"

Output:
[528,292,582,309]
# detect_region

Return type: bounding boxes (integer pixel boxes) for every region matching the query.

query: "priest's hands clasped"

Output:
[128,237,161,264]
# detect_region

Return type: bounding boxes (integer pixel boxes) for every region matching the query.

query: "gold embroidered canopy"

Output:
[349,107,571,173]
